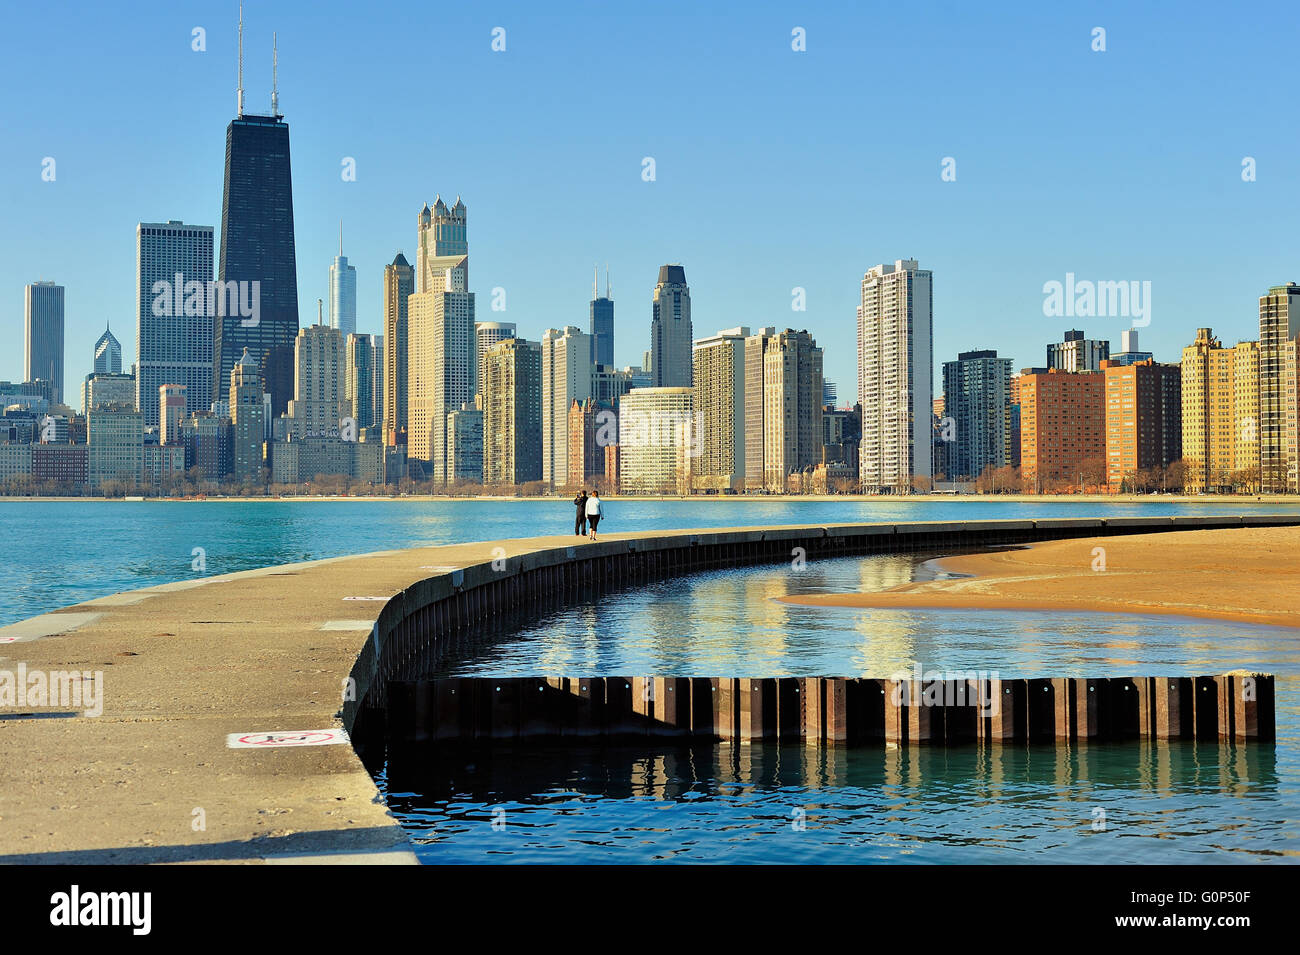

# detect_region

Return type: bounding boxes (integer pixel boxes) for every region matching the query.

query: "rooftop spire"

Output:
[606,264,611,299]
[271,31,279,116]
[593,264,598,301]
[236,3,245,116]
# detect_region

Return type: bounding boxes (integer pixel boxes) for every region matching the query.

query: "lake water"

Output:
[3,497,1298,626]
[382,555,1300,864]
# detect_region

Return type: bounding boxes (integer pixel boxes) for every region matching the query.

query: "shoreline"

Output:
[778,526,1300,630]
[3,493,1300,505]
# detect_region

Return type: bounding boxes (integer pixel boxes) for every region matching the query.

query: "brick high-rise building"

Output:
[567,397,613,489]
[1018,369,1105,491]
[1102,359,1181,490]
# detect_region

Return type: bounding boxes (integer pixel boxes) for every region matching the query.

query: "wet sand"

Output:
[779,526,1300,630]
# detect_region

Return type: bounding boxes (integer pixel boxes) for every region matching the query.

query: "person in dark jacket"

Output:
[573,489,588,536]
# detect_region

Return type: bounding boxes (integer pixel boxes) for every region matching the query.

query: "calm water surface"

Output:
[384,555,1300,864]
[3,497,1298,626]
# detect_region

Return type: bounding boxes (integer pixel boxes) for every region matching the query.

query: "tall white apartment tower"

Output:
[328,225,357,340]
[136,221,215,426]
[857,259,933,493]
[541,326,593,486]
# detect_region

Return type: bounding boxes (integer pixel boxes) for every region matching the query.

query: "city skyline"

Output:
[6,2,1298,403]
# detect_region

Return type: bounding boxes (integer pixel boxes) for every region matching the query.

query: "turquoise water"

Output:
[385,555,1300,864]
[2,497,1298,626]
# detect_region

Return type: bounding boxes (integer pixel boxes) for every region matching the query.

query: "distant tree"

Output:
[1163,459,1187,492]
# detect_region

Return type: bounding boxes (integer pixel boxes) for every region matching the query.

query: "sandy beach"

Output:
[779,525,1300,630]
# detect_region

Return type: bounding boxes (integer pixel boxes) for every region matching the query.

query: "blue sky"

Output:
[3,0,1297,402]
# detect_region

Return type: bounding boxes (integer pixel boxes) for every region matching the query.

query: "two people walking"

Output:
[572,489,604,540]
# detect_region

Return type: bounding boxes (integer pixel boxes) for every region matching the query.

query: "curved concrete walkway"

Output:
[1,515,1296,864]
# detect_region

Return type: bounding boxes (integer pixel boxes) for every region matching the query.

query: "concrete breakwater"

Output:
[348,515,1298,759]
[385,674,1275,750]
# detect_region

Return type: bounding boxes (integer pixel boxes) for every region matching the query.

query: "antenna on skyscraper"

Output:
[318,298,323,326]
[236,3,245,116]
[606,264,611,299]
[593,265,598,301]
[271,32,279,117]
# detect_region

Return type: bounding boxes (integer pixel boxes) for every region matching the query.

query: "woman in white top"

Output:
[585,492,603,540]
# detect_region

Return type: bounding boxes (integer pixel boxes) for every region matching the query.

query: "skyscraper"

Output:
[1018,369,1105,491]
[857,259,933,493]
[288,324,349,438]
[1259,283,1300,493]
[328,226,357,340]
[692,327,749,490]
[1047,329,1110,372]
[24,281,64,405]
[408,198,474,482]
[474,321,516,402]
[590,266,614,368]
[345,333,377,431]
[762,330,824,490]
[1181,328,1260,493]
[447,403,483,484]
[742,327,778,488]
[542,326,593,486]
[370,333,384,434]
[93,325,122,375]
[1109,328,1153,366]
[1102,359,1181,490]
[213,22,299,420]
[619,387,694,494]
[416,196,467,289]
[382,252,414,446]
[230,348,266,482]
[160,384,187,446]
[941,349,1012,481]
[483,338,542,485]
[650,265,693,388]
[137,221,215,426]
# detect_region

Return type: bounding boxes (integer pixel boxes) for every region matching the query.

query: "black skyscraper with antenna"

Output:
[213,10,299,418]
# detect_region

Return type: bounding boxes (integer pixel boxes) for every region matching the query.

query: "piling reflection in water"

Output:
[383,739,1284,863]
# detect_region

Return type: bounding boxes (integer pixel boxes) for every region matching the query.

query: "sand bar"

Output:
[779,526,1300,630]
